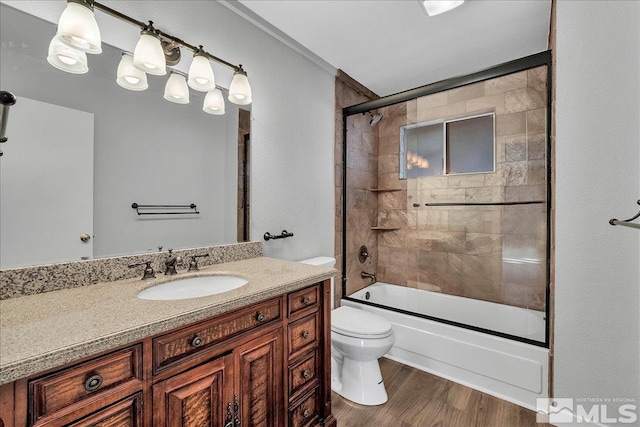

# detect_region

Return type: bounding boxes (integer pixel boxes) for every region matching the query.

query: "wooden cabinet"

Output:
[4,280,335,427]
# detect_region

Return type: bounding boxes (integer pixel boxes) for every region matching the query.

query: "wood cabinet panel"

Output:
[287,285,319,318]
[288,350,318,402]
[236,329,283,427]
[288,388,320,427]
[152,355,233,427]
[153,298,281,373]
[68,393,142,427]
[29,345,142,425]
[287,313,319,359]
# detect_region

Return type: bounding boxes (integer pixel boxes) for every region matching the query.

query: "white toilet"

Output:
[299,256,395,406]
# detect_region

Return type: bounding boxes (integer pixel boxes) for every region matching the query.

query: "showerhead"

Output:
[364,110,384,127]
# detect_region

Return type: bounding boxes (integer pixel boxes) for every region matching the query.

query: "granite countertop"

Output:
[0,257,336,385]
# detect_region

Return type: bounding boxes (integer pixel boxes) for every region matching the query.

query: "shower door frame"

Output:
[341,50,553,348]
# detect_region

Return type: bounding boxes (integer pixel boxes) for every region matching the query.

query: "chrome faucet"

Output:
[361,271,376,284]
[128,261,156,280]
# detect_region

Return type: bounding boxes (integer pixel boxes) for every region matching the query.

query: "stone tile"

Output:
[378,190,405,210]
[406,208,418,229]
[527,160,546,185]
[448,209,486,233]
[362,132,378,155]
[422,189,466,204]
[378,134,399,156]
[528,133,547,160]
[527,108,547,134]
[502,205,547,236]
[378,172,406,190]
[527,66,548,92]
[449,253,502,281]
[504,88,547,113]
[418,176,449,190]
[448,174,486,188]
[416,250,449,275]
[447,82,485,104]
[484,170,503,187]
[465,186,504,203]
[503,279,545,311]
[417,209,448,230]
[347,189,376,210]
[346,168,376,189]
[466,93,506,115]
[378,155,399,174]
[463,276,504,305]
[465,233,503,255]
[377,209,408,228]
[495,112,526,137]
[504,135,527,162]
[406,99,418,125]
[501,162,527,186]
[417,102,466,123]
[388,248,417,268]
[377,229,404,248]
[417,91,448,111]
[505,185,546,202]
[485,70,527,95]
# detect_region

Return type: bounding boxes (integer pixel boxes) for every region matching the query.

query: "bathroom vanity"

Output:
[0,257,337,427]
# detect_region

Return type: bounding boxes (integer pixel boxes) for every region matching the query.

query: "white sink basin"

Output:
[137,275,248,300]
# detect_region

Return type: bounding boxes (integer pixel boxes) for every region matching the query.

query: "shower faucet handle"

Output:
[358,245,372,263]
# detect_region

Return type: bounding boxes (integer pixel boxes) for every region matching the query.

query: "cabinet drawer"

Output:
[288,350,318,400]
[153,297,281,372]
[287,284,320,317]
[287,312,319,358]
[288,387,320,427]
[29,345,142,424]
[68,393,143,427]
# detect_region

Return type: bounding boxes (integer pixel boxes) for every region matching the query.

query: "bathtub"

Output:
[342,283,549,410]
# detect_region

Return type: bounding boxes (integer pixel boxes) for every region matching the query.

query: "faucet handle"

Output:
[188,253,210,271]
[128,261,156,280]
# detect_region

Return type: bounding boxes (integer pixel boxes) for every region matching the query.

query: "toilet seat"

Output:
[332,306,392,339]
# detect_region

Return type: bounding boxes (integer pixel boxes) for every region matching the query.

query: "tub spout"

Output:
[361,271,376,284]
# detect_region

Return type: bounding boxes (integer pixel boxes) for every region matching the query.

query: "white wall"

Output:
[1,1,336,262]
[555,0,640,422]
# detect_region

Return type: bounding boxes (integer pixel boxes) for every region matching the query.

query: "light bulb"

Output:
[203,88,225,115]
[188,51,215,91]
[47,35,88,74]
[228,66,252,105]
[133,26,166,76]
[164,72,189,104]
[56,1,102,54]
[116,53,148,91]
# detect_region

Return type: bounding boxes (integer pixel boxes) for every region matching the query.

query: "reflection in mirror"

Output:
[0,4,250,268]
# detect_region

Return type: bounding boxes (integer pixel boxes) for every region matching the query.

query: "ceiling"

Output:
[237,0,552,96]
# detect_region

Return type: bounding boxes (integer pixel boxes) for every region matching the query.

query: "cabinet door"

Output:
[235,329,283,427]
[68,393,142,427]
[153,354,234,427]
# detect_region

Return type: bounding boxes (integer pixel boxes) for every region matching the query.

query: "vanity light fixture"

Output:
[420,0,464,16]
[116,53,148,91]
[203,88,226,115]
[48,0,252,113]
[133,22,166,76]
[55,0,102,54]
[188,46,216,91]
[163,71,190,104]
[47,36,89,74]
[228,66,252,105]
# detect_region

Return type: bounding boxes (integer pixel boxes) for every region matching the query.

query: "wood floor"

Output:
[332,358,551,427]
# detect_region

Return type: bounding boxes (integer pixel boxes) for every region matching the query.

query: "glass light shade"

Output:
[56,1,102,54]
[47,36,88,74]
[133,32,166,75]
[228,70,252,105]
[188,54,215,91]
[116,53,148,91]
[421,0,464,16]
[203,88,225,115]
[163,72,189,104]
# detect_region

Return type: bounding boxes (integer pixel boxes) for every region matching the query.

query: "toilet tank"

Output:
[298,256,336,308]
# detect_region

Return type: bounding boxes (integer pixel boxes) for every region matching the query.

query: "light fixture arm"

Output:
[91,0,241,71]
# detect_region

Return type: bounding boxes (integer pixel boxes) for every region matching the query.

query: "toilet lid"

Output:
[331,306,392,338]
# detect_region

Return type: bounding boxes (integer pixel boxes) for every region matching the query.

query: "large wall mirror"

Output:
[0,4,251,268]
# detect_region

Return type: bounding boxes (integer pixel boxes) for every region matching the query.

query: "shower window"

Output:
[400,113,495,179]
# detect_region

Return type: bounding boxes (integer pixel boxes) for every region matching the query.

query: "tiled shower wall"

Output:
[335,71,379,305]
[346,67,548,311]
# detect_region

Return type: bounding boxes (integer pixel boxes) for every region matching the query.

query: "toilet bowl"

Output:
[298,256,395,406]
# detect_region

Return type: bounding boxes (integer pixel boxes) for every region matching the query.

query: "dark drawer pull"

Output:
[256,312,266,322]
[302,330,309,339]
[191,336,204,348]
[84,374,103,392]
[302,296,311,305]
[303,409,311,419]
[302,370,311,380]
